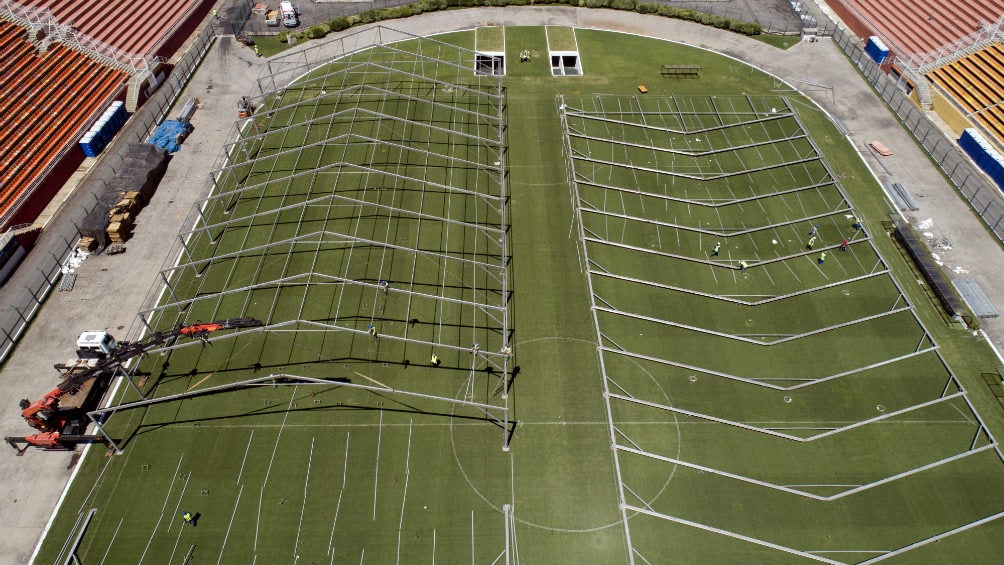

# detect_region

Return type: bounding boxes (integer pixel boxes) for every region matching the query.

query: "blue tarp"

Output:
[147,120,193,153]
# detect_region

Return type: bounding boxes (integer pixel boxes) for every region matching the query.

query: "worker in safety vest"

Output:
[182,511,196,526]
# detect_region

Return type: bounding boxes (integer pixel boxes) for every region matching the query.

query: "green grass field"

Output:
[36,26,1004,565]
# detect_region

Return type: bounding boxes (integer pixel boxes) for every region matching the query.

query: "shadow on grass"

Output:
[118,385,516,450]
[122,359,522,450]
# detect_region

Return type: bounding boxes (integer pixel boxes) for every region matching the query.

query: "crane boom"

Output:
[16,318,264,434]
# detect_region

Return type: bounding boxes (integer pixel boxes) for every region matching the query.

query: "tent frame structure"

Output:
[95,26,515,451]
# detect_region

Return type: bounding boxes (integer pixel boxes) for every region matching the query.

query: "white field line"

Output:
[328,489,344,557]
[373,408,384,521]
[328,431,350,557]
[236,429,255,485]
[166,474,191,535]
[255,386,297,552]
[807,550,889,553]
[138,455,185,564]
[216,484,245,565]
[342,431,350,489]
[395,420,414,565]
[293,437,315,560]
[98,518,124,565]
[155,418,975,429]
[166,520,185,565]
[255,485,266,554]
[950,401,976,425]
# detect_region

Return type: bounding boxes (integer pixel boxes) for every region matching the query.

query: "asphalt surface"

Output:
[3,6,1003,564]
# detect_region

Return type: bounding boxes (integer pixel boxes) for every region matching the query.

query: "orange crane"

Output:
[6,318,262,453]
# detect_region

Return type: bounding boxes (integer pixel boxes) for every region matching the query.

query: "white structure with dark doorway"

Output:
[550,51,582,76]
[475,52,505,76]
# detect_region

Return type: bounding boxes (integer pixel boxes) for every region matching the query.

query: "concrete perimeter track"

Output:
[1,7,1001,564]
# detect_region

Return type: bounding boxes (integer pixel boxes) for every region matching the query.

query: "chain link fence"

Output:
[832,26,1004,244]
[0,20,217,364]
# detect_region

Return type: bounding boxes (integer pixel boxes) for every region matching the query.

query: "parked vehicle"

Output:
[280,1,298,27]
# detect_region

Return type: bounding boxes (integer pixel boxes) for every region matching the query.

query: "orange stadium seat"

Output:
[17,0,200,57]
[0,0,210,225]
[928,43,1004,145]
[0,24,127,219]
[838,0,1003,57]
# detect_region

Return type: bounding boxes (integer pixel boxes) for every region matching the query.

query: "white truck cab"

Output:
[76,331,118,360]
[280,1,298,27]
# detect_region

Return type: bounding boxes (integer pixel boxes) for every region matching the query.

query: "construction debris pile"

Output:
[79,143,168,251]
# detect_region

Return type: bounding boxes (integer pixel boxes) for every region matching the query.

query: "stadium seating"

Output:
[929,43,1004,143]
[831,0,1004,146]
[0,21,127,221]
[0,0,217,227]
[836,0,1003,56]
[17,0,208,56]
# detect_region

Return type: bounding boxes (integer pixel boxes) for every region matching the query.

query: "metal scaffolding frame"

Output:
[560,94,1004,564]
[88,371,511,454]
[108,26,513,451]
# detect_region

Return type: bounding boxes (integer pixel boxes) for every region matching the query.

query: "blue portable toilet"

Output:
[864,37,890,65]
[79,131,105,157]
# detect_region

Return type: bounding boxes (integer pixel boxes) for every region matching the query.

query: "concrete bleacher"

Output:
[17,0,214,57]
[0,20,127,224]
[837,0,1004,56]
[0,0,216,228]
[830,0,1004,144]
[929,43,1004,144]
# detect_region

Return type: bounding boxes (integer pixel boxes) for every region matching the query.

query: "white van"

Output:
[280,1,298,27]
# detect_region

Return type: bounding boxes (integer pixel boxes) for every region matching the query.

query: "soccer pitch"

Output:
[37,25,1004,565]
